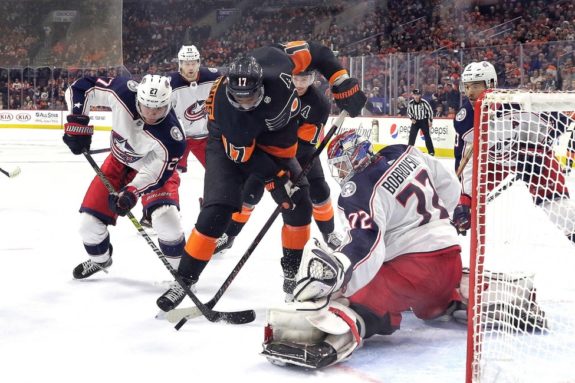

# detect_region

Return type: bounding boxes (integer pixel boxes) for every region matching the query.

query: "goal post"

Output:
[465,90,575,383]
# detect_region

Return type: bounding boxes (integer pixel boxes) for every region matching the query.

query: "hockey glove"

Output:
[265,170,298,210]
[293,238,352,302]
[262,298,364,369]
[453,194,472,235]
[63,114,94,155]
[108,186,138,216]
[331,77,367,118]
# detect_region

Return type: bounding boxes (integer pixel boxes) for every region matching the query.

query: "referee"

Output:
[407,89,435,156]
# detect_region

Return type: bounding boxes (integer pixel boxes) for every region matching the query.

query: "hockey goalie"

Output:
[262,132,467,368]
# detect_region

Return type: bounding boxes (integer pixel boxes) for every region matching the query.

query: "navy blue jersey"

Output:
[453,97,474,173]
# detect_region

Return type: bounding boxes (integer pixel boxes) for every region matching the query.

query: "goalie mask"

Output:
[461,61,498,91]
[178,45,201,82]
[226,56,264,112]
[136,74,172,125]
[327,131,373,185]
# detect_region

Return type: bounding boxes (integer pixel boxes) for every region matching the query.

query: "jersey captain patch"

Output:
[456,108,467,121]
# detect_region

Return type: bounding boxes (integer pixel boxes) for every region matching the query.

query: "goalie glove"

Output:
[293,238,352,302]
[262,298,364,369]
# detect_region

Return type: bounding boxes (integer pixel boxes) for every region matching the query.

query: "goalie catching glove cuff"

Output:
[63,114,94,155]
[293,238,352,302]
[108,186,138,216]
[453,194,471,235]
[331,77,367,118]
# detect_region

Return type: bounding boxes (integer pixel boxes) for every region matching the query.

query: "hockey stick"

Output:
[456,145,473,178]
[82,151,255,324]
[0,166,21,178]
[89,147,111,155]
[169,110,349,329]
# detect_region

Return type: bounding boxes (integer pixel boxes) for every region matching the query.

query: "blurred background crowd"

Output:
[1,0,574,116]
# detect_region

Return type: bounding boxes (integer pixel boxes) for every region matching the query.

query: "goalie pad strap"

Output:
[329,306,361,344]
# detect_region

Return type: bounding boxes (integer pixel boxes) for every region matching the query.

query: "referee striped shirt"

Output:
[407,98,434,121]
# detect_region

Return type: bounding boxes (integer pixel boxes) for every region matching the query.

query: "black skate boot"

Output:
[156,277,196,312]
[213,233,235,256]
[73,245,113,279]
[322,232,343,250]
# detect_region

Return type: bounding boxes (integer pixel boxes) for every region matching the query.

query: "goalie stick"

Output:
[82,151,255,325]
[169,110,350,329]
[0,166,21,178]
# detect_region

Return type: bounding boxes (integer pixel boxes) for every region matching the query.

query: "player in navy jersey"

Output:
[171,45,222,171]
[452,61,575,243]
[261,131,464,369]
[156,41,367,312]
[213,70,343,261]
[63,74,186,280]
[139,45,221,228]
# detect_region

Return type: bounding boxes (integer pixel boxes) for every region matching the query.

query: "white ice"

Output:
[3,128,570,383]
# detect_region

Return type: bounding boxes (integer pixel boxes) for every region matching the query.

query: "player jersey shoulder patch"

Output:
[170,126,184,141]
[456,108,466,122]
[127,80,139,92]
[208,67,218,73]
[341,181,357,197]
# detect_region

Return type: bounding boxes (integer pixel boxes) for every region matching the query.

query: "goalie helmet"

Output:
[226,56,264,112]
[136,74,172,124]
[461,61,498,89]
[327,131,373,185]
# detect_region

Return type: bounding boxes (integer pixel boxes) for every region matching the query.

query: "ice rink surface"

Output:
[1,128,572,383]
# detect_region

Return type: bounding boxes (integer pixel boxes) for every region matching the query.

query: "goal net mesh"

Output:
[467,90,575,383]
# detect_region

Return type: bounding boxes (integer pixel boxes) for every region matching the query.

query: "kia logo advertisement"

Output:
[16,113,31,121]
[0,112,13,121]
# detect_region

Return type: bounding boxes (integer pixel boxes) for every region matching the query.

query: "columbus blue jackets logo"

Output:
[456,108,466,121]
[170,126,184,141]
[341,181,357,197]
[184,100,206,122]
[111,132,143,164]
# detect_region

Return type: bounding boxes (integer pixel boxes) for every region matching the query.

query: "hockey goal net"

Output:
[466,90,575,383]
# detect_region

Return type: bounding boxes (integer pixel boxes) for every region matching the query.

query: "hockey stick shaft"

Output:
[89,147,111,154]
[0,167,9,177]
[456,145,473,178]
[82,151,254,324]
[173,110,349,329]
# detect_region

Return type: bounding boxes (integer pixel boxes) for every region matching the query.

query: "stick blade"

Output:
[9,166,21,177]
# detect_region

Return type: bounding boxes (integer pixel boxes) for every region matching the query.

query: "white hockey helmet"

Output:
[178,45,200,66]
[136,74,172,124]
[461,61,498,89]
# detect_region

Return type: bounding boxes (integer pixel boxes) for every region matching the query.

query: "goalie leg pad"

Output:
[263,298,364,369]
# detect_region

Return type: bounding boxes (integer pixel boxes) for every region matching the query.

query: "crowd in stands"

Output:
[1,0,574,116]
